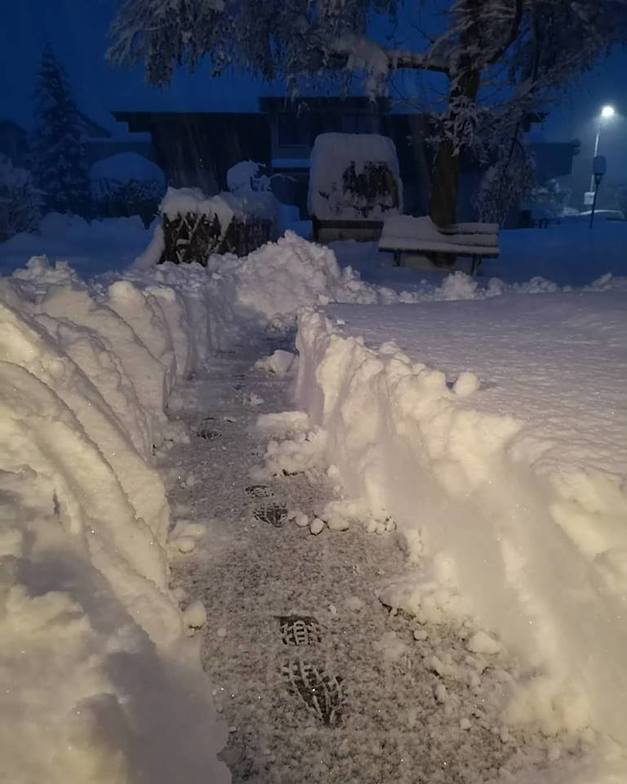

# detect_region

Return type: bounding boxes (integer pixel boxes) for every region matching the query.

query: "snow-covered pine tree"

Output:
[108,0,627,226]
[31,46,90,216]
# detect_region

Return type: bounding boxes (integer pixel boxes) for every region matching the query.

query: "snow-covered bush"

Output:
[0,155,41,239]
[227,160,271,195]
[90,153,166,225]
[526,179,572,221]
[475,142,536,225]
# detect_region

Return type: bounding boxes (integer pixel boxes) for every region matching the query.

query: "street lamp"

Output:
[590,105,615,192]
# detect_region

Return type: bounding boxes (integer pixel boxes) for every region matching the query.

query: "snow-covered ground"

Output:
[0,213,153,277]
[1,217,627,782]
[292,289,627,748]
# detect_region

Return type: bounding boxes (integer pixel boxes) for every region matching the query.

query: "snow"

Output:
[380,215,499,255]
[308,133,403,221]
[160,185,278,233]
[291,290,627,768]
[226,160,270,195]
[0,213,152,277]
[0,257,229,783]
[3,215,627,781]
[89,152,166,188]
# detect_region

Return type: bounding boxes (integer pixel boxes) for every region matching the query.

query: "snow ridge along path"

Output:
[163,346,593,784]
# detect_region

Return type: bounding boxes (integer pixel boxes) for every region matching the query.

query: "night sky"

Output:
[1,0,626,197]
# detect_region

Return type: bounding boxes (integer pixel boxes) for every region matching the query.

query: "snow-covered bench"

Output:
[379,215,499,275]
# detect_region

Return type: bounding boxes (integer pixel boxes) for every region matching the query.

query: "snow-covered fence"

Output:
[159,186,276,264]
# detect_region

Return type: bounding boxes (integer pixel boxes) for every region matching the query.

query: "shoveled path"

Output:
[159,348,584,784]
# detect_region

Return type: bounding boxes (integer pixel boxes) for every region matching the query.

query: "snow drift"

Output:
[292,302,627,776]
[0,259,229,783]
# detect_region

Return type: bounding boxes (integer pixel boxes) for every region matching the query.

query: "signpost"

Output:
[589,154,607,228]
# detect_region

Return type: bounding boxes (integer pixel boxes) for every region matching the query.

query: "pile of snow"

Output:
[308,133,403,221]
[132,231,417,351]
[89,152,166,197]
[0,257,228,783]
[286,297,627,778]
[0,212,152,277]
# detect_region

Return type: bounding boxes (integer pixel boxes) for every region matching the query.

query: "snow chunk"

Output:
[255,349,297,376]
[309,518,326,535]
[466,631,502,655]
[183,600,207,630]
[453,371,481,398]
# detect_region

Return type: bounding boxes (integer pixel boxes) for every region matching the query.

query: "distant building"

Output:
[113,99,580,223]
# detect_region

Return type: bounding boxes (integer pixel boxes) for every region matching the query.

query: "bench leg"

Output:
[393,250,401,267]
[470,256,482,276]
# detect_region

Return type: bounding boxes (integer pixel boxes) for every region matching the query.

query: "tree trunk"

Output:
[428,0,483,230]
[429,139,460,228]
[429,67,481,229]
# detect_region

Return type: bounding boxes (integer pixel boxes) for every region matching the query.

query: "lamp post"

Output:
[589,105,615,193]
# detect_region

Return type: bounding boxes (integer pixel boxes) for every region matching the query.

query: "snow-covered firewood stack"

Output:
[308,133,403,242]
[159,186,276,264]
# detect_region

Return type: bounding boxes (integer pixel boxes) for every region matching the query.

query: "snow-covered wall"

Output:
[0,259,229,783]
[293,307,627,764]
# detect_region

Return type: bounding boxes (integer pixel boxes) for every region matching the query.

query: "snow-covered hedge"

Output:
[90,153,166,226]
[0,259,228,783]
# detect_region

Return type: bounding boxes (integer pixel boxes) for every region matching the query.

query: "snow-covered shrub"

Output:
[227,160,272,195]
[0,155,41,239]
[526,179,572,222]
[476,141,535,225]
[92,177,164,225]
[308,133,403,222]
[90,152,166,225]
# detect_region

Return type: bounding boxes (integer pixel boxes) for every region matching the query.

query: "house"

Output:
[113,100,580,225]
[114,99,433,217]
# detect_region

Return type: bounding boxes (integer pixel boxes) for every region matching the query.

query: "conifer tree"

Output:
[31,46,90,215]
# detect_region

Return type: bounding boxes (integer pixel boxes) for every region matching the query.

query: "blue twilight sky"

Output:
[1,0,626,187]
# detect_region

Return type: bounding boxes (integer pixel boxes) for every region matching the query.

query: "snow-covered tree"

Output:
[0,155,41,238]
[109,0,627,225]
[31,46,90,216]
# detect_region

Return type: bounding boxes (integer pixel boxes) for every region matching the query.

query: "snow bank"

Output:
[0,258,229,783]
[292,301,627,778]
[0,212,152,277]
[130,231,415,351]
[308,133,403,221]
